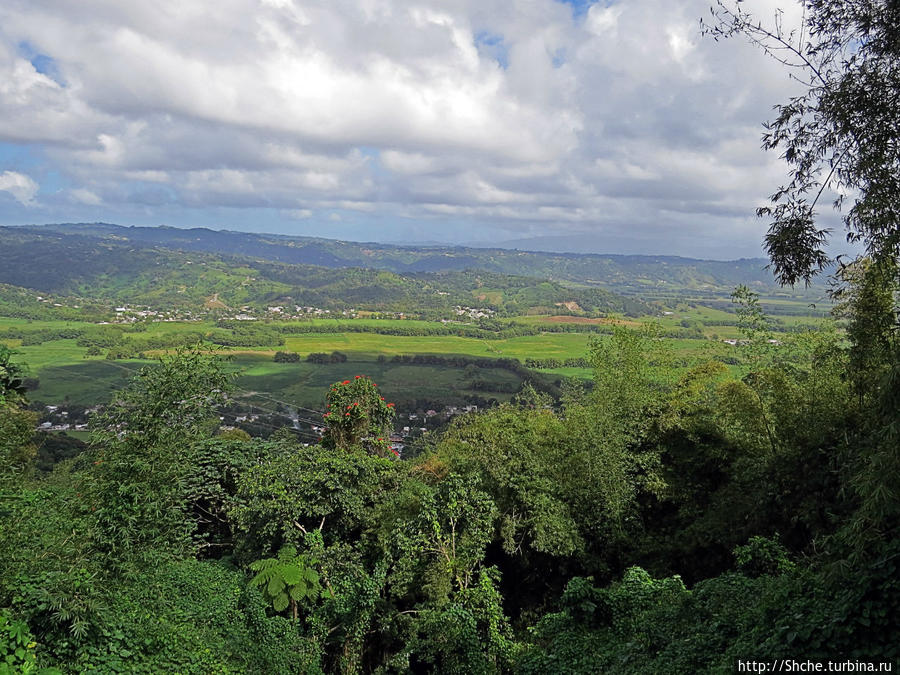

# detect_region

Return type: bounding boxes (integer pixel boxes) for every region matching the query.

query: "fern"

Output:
[249,546,321,620]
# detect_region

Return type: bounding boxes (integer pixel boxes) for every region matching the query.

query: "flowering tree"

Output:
[320,375,396,457]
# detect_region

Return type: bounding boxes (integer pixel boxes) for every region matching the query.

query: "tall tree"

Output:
[705,0,900,286]
[0,346,26,404]
[86,347,232,559]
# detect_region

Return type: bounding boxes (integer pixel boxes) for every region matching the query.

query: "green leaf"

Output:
[280,565,303,585]
[289,582,308,601]
[272,593,289,612]
[267,577,285,596]
[277,545,298,561]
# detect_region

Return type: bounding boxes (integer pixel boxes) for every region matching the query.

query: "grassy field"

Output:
[4,300,825,411]
[282,332,593,360]
[29,358,154,405]
[231,354,524,410]
[0,317,96,330]
[14,333,738,411]
[24,353,529,410]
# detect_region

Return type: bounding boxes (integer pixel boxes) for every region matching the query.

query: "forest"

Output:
[2,0,899,672]
[1,265,898,672]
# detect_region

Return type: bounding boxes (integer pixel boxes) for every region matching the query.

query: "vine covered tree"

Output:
[320,375,396,457]
[0,346,26,404]
[0,348,36,480]
[704,0,900,286]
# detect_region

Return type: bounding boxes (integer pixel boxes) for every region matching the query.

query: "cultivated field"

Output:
[3,299,833,411]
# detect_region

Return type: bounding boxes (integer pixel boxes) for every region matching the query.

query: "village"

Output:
[35,398,481,459]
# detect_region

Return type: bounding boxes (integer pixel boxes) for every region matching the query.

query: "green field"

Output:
[232,354,524,410]
[24,353,530,410]
[4,302,824,411]
[282,332,592,360]
[2,320,596,409]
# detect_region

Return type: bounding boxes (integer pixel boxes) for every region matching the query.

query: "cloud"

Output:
[0,0,819,257]
[69,188,102,205]
[0,170,38,205]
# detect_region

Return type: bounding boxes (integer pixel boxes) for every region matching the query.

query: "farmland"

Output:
[2,303,832,412]
[0,224,834,418]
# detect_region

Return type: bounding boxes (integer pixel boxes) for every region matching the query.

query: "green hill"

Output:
[25,222,822,296]
[0,227,648,316]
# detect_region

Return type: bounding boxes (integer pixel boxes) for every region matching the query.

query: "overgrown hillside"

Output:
[25,222,810,297]
[1,266,897,671]
[0,228,648,316]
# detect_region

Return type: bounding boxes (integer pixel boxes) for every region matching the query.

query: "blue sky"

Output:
[0,0,852,259]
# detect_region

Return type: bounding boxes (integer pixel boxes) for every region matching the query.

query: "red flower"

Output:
[345,412,350,416]
[387,403,394,408]
[391,448,400,457]
[342,380,350,385]
[355,375,361,379]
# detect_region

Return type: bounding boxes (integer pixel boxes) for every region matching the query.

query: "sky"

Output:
[0,0,844,259]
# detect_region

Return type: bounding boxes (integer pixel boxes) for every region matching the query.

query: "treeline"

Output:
[525,356,591,368]
[304,351,348,364]
[266,320,542,339]
[261,320,712,341]
[205,326,285,347]
[0,326,86,345]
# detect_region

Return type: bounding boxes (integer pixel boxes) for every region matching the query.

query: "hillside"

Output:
[0,227,647,316]
[22,223,818,297]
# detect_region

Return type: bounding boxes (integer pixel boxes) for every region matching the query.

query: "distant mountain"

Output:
[17,223,820,301]
[466,234,638,255]
[0,226,648,316]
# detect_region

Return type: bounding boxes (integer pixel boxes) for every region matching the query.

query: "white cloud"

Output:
[69,188,103,205]
[0,171,38,205]
[0,0,816,256]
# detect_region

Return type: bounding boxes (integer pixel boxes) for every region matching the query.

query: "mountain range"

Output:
[8,223,821,299]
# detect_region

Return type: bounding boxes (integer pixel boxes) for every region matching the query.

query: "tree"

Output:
[86,346,232,559]
[0,404,38,483]
[320,376,395,457]
[704,0,900,286]
[705,5,900,569]
[0,349,36,480]
[832,257,899,399]
[0,346,26,404]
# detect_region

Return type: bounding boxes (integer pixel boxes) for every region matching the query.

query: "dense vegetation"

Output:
[1,2,897,669]
[1,264,897,671]
[0,228,649,317]
[22,222,814,298]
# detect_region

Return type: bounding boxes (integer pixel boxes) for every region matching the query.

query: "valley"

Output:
[0,224,832,454]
